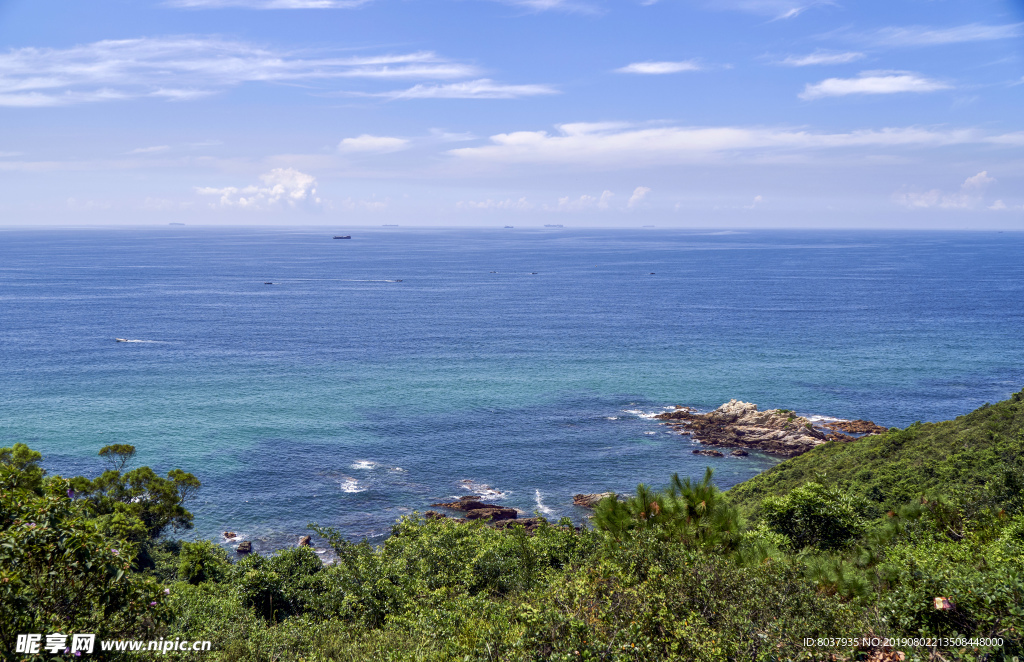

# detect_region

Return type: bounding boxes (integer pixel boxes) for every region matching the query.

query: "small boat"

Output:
[333,235,351,239]
[504,225,514,229]
[543,224,564,228]
[264,282,273,285]
[115,338,128,342]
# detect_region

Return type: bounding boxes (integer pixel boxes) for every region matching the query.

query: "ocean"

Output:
[1,227,1022,553]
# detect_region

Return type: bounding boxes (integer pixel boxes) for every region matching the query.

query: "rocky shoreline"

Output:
[656,399,887,457]
[226,400,888,553]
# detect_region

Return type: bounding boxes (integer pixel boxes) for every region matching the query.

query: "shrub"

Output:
[178,540,232,585]
[762,482,867,550]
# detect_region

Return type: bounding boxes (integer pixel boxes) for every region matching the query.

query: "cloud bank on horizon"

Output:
[0,0,1022,227]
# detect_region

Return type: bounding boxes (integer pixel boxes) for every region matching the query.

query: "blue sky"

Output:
[0,0,1022,227]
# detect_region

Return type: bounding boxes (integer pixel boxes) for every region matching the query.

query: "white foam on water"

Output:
[339,478,365,493]
[623,408,668,419]
[389,467,407,472]
[460,480,506,499]
[351,460,377,470]
[643,431,657,435]
[605,416,619,420]
[805,414,844,423]
[534,489,556,517]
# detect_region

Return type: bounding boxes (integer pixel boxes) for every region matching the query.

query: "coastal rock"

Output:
[730,449,749,456]
[236,541,252,554]
[298,535,312,547]
[825,419,888,435]
[573,493,615,508]
[693,449,724,457]
[430,496,500,512]
[224,531,237,539]
[656,400,865,457]
[465,507,518,521]
[424,510,448,520]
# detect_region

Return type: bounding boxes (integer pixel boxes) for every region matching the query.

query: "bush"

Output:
[762,482,867,550]
[178,540,232,585]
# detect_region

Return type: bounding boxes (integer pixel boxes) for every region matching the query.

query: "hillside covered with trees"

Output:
[2,390,1023,661]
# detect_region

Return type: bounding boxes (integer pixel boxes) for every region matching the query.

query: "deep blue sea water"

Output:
[1,227,1022,553]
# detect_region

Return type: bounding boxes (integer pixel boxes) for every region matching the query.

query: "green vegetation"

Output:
[2,389,1023,660]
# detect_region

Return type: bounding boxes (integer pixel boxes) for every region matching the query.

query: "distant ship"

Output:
[169,222,185,226]
[504,225,514,229]
[382,224,399,227]
[333,235,351,239]
[642,225,654,228]
[543,224,564,228]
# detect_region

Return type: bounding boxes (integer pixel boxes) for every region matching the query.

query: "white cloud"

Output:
[367,79,558,100]
[552,191,615,212]
[196,168,321,210]
[989,200,1007,211]
[168,0,369,7]
[865,23,1023,48]
[777,51,864,66]
[338,134,410,153]
[449,122,1013,167]
[0,38,480,107]
[893,171,996,210]
[456,197,533,210]
[744,194,763,209]
[800,72,951,100]
[691,0,833,19]
[627,186,650,208]
[615,61,702,75]
[128,145,171,154]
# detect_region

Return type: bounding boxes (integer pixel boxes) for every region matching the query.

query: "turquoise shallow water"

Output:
[1,227,1022,552]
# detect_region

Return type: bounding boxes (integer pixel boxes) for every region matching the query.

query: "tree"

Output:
[98,443,137,472]
[593,468,741,552]
[0,461,167,660]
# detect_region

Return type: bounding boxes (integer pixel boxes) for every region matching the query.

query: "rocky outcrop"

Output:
[431,496,519,522]
[224,531,237,539]
[236,541,252,554]
[824,419,888,435]
[693,449,724,457]
[430,496,502,512]
[465,507,518,521]
[298,535,312,547]
[730,449,749,457]
[657,400,841,457]
[573,493,615,508]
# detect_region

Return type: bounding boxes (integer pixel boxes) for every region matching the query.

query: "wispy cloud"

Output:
[690,0,833,20]
[893,171,996,209]
[0,38,480,107]
[338,134,410,153]
[196,168,321,210]
[168,0,369,7]
[615,61,702,75]
[367,79,558,100]
[777,51,864,66]
[127,145,171,154]
[864,23,1023,48]
[449,121,1018,167]
[456,197,534,210]
[800,71,951,100]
